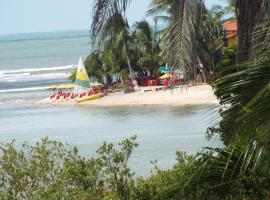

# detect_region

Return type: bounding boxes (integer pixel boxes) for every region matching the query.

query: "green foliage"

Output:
[96,136,138,200]
[0,136,138,200]
[1,137,269,200]
[213,18,270,145]
[196,5,225,73]
[132,20,161,76]
[0,138,83,200]
[158,142,270,200]
[85,18,161,82]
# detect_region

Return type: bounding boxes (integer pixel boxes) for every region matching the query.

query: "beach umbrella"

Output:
[159,63,170,73]
[159,66,170,73]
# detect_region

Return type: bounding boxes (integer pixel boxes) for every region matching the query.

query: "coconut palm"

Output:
[213,0,270,145]
[132,20,161,77]
[147,0,205,83]
[153,1,270,199]
[195,6,225,73]
[214,42,270,146]
[148,0,224,78]
[91,0,135,80]
[84,50,105,83]
[235,0,270,62]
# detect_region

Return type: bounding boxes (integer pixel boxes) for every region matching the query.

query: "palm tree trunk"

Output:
[211,54,215,72]
[124,39,134,81]
[236,0,270,62]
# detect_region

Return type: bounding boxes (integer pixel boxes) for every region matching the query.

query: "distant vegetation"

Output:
[82,0,228,84]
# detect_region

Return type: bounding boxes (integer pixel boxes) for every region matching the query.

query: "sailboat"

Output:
[48,57,103,102]
[74,57,103,103]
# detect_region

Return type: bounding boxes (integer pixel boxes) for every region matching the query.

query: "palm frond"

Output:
[158,142,264,199]
[167,0,204,74]
[91,0,131,45]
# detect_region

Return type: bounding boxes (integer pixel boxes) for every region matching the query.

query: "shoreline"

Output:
[37,84,218,107]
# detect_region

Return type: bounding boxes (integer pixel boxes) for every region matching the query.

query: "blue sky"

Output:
[0,0,227,35]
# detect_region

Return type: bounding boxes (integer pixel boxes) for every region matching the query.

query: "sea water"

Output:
[0,30,219,176]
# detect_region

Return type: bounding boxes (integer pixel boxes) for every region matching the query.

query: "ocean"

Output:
[0,30,218,176]
[0,30,90,102]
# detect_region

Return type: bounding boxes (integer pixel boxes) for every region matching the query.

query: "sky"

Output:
[0,0,227,35]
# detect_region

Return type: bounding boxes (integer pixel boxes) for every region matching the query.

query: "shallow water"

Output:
[0,103,217,176]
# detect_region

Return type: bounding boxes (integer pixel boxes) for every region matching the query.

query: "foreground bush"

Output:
[1,137,269,200]
[0,137,139,200]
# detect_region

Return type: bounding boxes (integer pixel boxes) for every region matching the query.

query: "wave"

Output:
[0,65,75,84]
[0,86,51,93]
[0,65,75,93]
[0,65,75,75]
[0,72,71,83]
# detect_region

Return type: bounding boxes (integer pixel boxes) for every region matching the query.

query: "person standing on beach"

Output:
[132,79,138,91]
[195,64,201,84]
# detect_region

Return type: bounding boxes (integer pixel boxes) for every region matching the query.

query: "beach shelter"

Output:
[159,66,170,73]
[73,57,92,94]
[159,63,170,73]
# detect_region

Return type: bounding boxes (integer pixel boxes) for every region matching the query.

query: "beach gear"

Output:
[75,93,103,103]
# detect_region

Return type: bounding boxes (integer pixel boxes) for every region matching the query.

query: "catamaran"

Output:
[49,57,103,103]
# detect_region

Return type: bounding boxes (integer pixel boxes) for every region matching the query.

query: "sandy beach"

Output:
[38,84,218,107]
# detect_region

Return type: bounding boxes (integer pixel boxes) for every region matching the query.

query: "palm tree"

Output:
[195,6,225,73]
[91,0,135,80]
[148,0,224,80]
[132,20,161,77]
[214,42,270,145]
[235,0,270,62]
[84,50,105,83]
[154,1,270,198]
[213,1,270,145]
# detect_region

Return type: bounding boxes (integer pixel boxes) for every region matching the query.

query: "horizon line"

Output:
[0,28,91,37]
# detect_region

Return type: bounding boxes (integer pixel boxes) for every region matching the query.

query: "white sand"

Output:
[38,84,218,107]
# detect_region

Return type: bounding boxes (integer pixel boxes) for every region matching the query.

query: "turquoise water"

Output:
[0,30,90,93]
[0,30,218,176]
[0,30,90,70]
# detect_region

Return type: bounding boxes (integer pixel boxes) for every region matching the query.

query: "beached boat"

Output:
[75,93,103,103]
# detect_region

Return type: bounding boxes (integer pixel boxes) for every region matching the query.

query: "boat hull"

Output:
[75,93,103,103]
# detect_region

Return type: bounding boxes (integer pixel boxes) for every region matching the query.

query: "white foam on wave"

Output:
[0,65,76,75]
[0,86,51,93]
[0,72,31,77]
[0,65,76,93]
[0,72,71,83]
[7,79,17,82]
